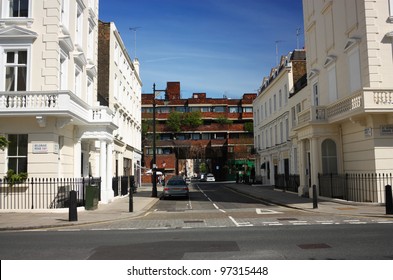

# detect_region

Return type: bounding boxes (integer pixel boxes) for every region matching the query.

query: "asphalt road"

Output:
[0,224,392,260]
[0,182,392,260]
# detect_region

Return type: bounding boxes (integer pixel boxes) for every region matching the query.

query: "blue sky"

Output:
[99,0,304,99]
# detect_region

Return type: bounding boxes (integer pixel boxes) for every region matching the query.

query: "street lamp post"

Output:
[151,83,165,197]
[152,83,157,197]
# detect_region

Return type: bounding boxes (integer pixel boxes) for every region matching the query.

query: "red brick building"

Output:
[141,82,256,183]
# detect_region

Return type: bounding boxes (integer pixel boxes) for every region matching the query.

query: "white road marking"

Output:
[256,208,283,214]
[228,216,253,227]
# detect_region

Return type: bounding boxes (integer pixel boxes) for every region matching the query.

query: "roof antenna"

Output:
[296,28,302,49]
[129,27,141,59]
[275,40,284,65]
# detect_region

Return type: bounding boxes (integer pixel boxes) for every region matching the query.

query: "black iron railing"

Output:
[275,174,300,193]
[0,177,101,210]
[318,173,392,203]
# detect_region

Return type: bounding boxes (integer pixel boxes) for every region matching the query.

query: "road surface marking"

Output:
[228,216,253,227]
[256,208,283,214]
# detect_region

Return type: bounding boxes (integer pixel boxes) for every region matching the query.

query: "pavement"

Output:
[0,182,392,231]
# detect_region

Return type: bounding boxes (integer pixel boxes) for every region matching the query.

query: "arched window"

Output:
[322,139,338,174]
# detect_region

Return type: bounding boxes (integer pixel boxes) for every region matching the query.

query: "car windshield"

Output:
[167,180,185,186]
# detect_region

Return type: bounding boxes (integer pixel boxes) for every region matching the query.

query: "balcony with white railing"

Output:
[294,106,327,129]
[294,89,393,129]
[0,91,115,126]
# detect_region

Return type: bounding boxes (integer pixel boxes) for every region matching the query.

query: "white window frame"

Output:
[0,45,31,91]
[1,0,32,18]
[59,49,69,91]
[327,63,338,103]
[61,0,70,29]
[74,65,82,97]
[76,2,84,47]
[312,82,319,106]
[348,46,362,93]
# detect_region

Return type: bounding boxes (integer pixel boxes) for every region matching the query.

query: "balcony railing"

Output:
[0,91,114,125]
[294,89,393,128]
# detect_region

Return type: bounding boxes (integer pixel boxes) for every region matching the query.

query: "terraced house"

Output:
[0,0,141,208]
[141,82,256,183]
[255,0,393,203]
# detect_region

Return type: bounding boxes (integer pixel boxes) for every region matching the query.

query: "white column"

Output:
[106,142,114,202]
[100,140,108,203]
[298,140,306,196]
[310,137,320,198]
[74,139,81,177]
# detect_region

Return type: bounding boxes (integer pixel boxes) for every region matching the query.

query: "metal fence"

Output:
[275,174,300,193]
[318,173,392,203]
[0,177,101,210]
[112,176,136,197]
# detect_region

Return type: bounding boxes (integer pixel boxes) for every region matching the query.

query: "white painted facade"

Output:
[98,21,142,189]
[253,50,307,186]
[255,1,393,203]
[0,0,133,204]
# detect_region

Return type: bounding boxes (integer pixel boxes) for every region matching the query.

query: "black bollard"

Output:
[69,190,78,221]
[129,177,134,213]
[385,185,393,215]
[312,184,318,209]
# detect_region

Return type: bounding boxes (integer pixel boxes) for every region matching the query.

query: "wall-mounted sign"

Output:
[381,125,393,136]
[32,143,48,154]
[364,127,372,137]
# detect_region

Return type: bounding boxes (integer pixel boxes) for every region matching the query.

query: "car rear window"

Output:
[168,180,185,186]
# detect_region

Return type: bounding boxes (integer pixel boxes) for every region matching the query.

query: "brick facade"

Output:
[141,82,256,183]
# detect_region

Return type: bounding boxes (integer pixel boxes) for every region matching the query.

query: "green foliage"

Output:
[166,111,203,132]
[166,111,182,132]
[4,169,28,187]
[216,116,233,125]
[199,162,207,173]
[244,122,254,133]
[0,136,9,151]
[182,111,203,129]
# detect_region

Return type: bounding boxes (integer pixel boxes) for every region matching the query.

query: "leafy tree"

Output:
[199,162,208,173]
[182,111,202,129]
[166,111,182,132]
[216,116,233,125]
[244,122,254,133]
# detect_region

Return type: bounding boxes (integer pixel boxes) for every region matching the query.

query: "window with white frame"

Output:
[280,122,283,143]
[88,23,94,61]
[74,66,82,97]
[285,118,289,141]
[76,2,84,46]
[7,134,28,174]
[312,82,319,106]
[348,46,362,93]
[61,0,70,29]
[273,94,277,112]
[3,0,30,18]
[390,0,393,21]
[4,49,28,91]
[284,84,288,105]
[327,64,338,103]
[59,50,68,90]
[87,77,93,106]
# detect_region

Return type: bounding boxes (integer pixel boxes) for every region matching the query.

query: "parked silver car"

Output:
[163,176,189,199]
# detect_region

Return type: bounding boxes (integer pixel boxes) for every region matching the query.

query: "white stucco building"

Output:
[97,20,142,189]
[0,0,141,205]
[253,50,307,187]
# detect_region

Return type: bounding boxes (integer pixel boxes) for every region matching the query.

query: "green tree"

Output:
[244,122,254,133]
[182,111,202,129]
[167,111,182,132]
[216,116,233,125]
